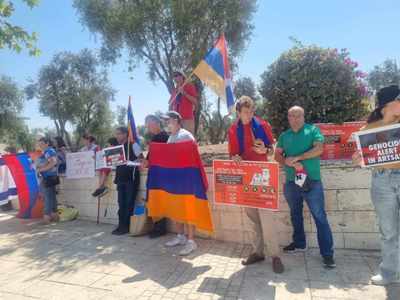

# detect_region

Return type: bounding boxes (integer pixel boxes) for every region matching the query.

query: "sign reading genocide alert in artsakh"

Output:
[353,123,400,167]
[213,160,279,211]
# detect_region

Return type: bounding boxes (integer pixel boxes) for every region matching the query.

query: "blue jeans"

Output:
[40,181,57,216]
[284,180,334,257]
[371,169,400,281]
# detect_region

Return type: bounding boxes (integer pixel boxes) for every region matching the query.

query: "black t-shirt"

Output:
[146,131,169,159]
[114,142,140,184]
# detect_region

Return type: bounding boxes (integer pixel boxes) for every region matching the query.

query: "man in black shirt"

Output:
[113,127,141,235]
[141,115,169,238]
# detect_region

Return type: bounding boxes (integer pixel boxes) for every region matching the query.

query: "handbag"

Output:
[43,175,60,188]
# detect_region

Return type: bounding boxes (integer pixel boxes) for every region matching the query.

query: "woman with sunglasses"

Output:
[353,85,400,285]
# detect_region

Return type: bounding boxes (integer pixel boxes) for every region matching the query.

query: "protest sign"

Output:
[66,151,95,179]
[103,145,126,167]
[213,160,279,210]
[353,123,400,167]
[316,122,366,160]
[95,150,106,170]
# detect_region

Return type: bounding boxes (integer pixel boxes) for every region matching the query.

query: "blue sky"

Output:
[1,0,399,129]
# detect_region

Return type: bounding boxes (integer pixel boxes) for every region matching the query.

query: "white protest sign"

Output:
[66,151,95,179]
[95,150,107,170]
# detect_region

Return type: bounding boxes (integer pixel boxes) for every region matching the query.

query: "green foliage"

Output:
[368,59,400,91]
[259,44,369,135]
[74,0,256,91]
[74,0,256,136]
[234,76,258,100]
[198,96,234,144]
[0,75,23,135]
[0,0,40,56]
[27,49,115,149]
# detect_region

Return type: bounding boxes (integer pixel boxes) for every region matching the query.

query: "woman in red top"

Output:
[169,71,198,134]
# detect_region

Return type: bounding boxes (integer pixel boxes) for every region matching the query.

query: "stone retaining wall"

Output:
[58,162,380,250]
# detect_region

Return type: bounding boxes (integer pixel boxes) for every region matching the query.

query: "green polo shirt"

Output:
[277,123,324,182]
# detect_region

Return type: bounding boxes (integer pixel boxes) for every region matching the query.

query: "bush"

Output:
[259,44,369,135]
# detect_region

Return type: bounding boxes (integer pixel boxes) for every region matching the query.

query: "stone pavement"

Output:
[0,212,398,300]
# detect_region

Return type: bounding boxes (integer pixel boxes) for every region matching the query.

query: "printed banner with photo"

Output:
[213,160,279,211]
[103,145,126,167]
[66,151,95,179]
[316,122,366,160]
[353,123,400,167]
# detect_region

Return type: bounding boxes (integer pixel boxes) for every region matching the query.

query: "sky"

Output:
[1,0,399,130]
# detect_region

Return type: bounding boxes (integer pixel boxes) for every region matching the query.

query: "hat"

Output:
[377,85,400,108]
[161,111,182,122]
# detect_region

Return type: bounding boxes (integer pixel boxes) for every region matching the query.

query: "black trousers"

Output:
[116,176,140,230]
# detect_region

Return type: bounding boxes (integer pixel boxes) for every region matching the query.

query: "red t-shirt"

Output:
[170,83,198,120]
[228,118,275,162]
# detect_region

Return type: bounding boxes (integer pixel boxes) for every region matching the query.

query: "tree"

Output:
[234,76,257,100]
[115,105,127,127]
[0,75,23,137]
[0,0,40,55]
[368,59,400,92]
[73,0,257,133]
[27,49,115,149]
[198,96,234,144]
[259,44,369,134]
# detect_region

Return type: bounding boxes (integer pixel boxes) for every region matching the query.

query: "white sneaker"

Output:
[179,240,197,256]
[165,234,187,247]
[371,274,397,286]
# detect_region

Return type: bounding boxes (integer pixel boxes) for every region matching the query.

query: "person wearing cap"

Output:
[160,111,198,255]
[275,106,336,269]
[141,114,169,238]
[353,85,400,285]
[169,71,198,134]
[228,96,284,274]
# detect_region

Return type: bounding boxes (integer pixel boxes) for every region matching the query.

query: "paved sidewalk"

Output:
[0,212,398,300]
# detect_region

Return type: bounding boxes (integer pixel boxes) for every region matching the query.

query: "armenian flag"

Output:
[127,96,140,145]
[146,141,213,233]
[193,34,235,110]
[2,153,43,218]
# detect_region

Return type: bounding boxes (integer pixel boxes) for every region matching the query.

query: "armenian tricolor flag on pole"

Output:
[193,34,235,110]
[127,96,140,145]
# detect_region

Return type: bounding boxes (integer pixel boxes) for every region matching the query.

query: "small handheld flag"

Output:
[193,34,235,110]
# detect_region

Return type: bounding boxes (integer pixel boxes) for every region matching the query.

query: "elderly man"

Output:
[274,106,335,268]
[141,115,169,238]
[228,96,284,274]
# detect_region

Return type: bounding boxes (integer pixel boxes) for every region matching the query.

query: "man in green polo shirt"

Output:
[275,106,335,269]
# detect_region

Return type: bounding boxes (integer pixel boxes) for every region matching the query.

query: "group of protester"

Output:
[32,71,400,285]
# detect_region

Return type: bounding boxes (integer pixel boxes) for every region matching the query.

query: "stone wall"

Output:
[58,162,380,250]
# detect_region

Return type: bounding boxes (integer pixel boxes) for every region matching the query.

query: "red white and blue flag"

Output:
[193,34,235,110]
